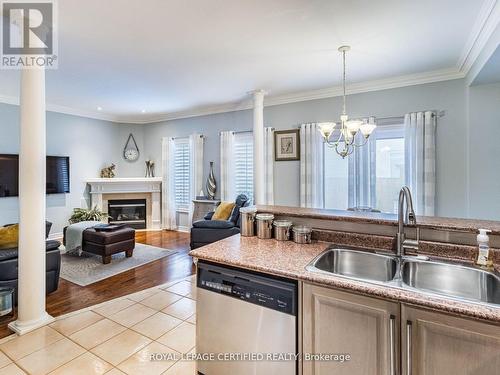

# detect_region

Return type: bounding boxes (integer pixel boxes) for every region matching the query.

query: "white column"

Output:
[8,68,54,335]
[252,90,266,205]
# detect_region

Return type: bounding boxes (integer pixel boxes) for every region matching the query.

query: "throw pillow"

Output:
[0,224,19,249]
[212,201,236,220]
[229,194,249,224]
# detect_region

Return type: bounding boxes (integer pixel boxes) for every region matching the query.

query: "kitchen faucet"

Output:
[397,186,419,256]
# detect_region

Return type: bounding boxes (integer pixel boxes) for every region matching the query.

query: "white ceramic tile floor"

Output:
[0,276,197,374]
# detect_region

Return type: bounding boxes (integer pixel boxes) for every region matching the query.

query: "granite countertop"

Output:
[256,205,500,235]
[189,235,500,323]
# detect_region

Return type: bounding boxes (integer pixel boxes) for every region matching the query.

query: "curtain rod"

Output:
[219,128,275,135]
[171,134,205,140]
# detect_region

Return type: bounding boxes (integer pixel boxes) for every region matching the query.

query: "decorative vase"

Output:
[206,162,216,200]
[145,160,155,178]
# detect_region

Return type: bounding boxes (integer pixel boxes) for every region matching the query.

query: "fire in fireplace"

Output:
[108,199,146,229]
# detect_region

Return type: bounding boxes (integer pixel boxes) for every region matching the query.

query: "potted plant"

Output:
[69,206,109,224]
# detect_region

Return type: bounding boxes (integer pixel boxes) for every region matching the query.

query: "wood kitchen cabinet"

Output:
[302,283,400,375]
[402,305,500,375]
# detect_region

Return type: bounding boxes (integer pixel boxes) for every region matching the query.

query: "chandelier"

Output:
[318,46,377,158]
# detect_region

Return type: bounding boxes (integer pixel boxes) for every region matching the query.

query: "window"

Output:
[234,132,254,203]
[375,128,405,213]
[323,123,405,214]
[174,138,190,210]
[323,141,349,210]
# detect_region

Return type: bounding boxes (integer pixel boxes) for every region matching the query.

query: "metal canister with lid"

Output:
[0,288,14,317]
[255,213,274,239]
[273,220,293,241]
[292,225,312,244]
[240,206,257,237]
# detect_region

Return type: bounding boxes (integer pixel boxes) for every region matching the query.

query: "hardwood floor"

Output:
[0,230,194,339]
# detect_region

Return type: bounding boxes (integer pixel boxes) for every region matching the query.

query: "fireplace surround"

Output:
[87,178,162,230]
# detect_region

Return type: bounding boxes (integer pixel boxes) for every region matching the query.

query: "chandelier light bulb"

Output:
[360,122,377,138]
[346,119,363,134]
[318,122,336,141]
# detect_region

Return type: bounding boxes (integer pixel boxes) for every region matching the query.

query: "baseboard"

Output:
[176,226,190,233]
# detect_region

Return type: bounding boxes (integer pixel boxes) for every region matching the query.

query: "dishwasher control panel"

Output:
[197,261,297,315]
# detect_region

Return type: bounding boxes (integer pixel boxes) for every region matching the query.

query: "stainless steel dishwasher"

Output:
[196,261,297,375]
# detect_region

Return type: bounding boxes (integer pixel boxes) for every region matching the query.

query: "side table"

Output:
[192,199,220,223]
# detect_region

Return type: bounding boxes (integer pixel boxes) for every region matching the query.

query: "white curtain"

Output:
[161,137,177,230]
[300,123,324,208]
[220,131,235,201]
[189,133,204,222]
[348,131,376,209]
[404,111,436,216]
[263,127,274,205]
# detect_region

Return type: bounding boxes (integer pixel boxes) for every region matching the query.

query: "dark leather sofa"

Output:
[190,194,250,249]
[0,221,61,304]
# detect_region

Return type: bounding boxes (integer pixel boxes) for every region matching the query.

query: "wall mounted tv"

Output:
[0,154,70,197]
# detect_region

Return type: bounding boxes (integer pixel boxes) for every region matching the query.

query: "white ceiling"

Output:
[0,0,496,123]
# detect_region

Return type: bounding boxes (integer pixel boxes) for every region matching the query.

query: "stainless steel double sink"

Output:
[306,247,500,306]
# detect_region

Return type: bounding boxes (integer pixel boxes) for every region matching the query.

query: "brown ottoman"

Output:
[82,227,136,264]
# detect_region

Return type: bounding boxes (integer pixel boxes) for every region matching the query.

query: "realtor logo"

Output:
[1,0,58,68]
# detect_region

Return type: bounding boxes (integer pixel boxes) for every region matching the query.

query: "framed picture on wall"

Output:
[274,129,300,161]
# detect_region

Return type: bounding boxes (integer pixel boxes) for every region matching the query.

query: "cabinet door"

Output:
[402,305,500,375]
[302,283,400,375]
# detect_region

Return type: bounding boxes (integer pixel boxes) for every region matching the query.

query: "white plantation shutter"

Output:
[234,132,254,203]
[174,138,191,210]
[161,137,176,229]
[220,131,235,201]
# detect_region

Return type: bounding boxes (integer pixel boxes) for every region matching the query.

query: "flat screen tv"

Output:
[0,154,70,197]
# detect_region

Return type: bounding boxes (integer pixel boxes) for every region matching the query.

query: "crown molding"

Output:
[0,93,124,123]
[122,99,254,124]
[123,67,465,124]
[0,1,495,125]
[0,67,466,124]
[265,68,465,108]
[457,0,499,74]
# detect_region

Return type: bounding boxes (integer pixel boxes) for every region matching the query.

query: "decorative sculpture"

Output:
[206,161,216,199]
[145,160,155,177]
[100,163,116,178]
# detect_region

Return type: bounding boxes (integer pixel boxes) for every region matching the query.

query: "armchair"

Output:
[0,221,61,305]
[190,194,250,249]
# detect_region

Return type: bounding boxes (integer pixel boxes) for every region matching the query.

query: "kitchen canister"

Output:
[0,288,14,317]
[240,206,257,237]
[292,225,312,244]
[256,213,274,239]
[273,220,293,241]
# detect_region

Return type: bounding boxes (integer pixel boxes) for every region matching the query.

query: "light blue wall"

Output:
[0,103,147,235]
[144,79,469,218]
[144,110,254,198]
[468,82,500,220]
[0,77,496,230]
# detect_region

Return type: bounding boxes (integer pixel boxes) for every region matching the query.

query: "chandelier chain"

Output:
[342,49,346,116]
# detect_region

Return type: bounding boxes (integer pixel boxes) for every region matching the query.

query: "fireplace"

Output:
[88,178,162,230]
[108,199,147,229]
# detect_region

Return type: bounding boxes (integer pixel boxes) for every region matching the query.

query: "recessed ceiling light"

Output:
[141,109,146,113]
[97,106,103,111]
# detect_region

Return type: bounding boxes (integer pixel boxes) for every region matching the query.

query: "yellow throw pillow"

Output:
[212,201,236,220]
[0,224,19,249]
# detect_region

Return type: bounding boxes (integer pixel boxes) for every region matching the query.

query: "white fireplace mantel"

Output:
[87,177,162,229]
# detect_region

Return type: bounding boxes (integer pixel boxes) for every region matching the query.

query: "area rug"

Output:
[60,243,177,286]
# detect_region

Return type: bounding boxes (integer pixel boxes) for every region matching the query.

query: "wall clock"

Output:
[123,133,140,161]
